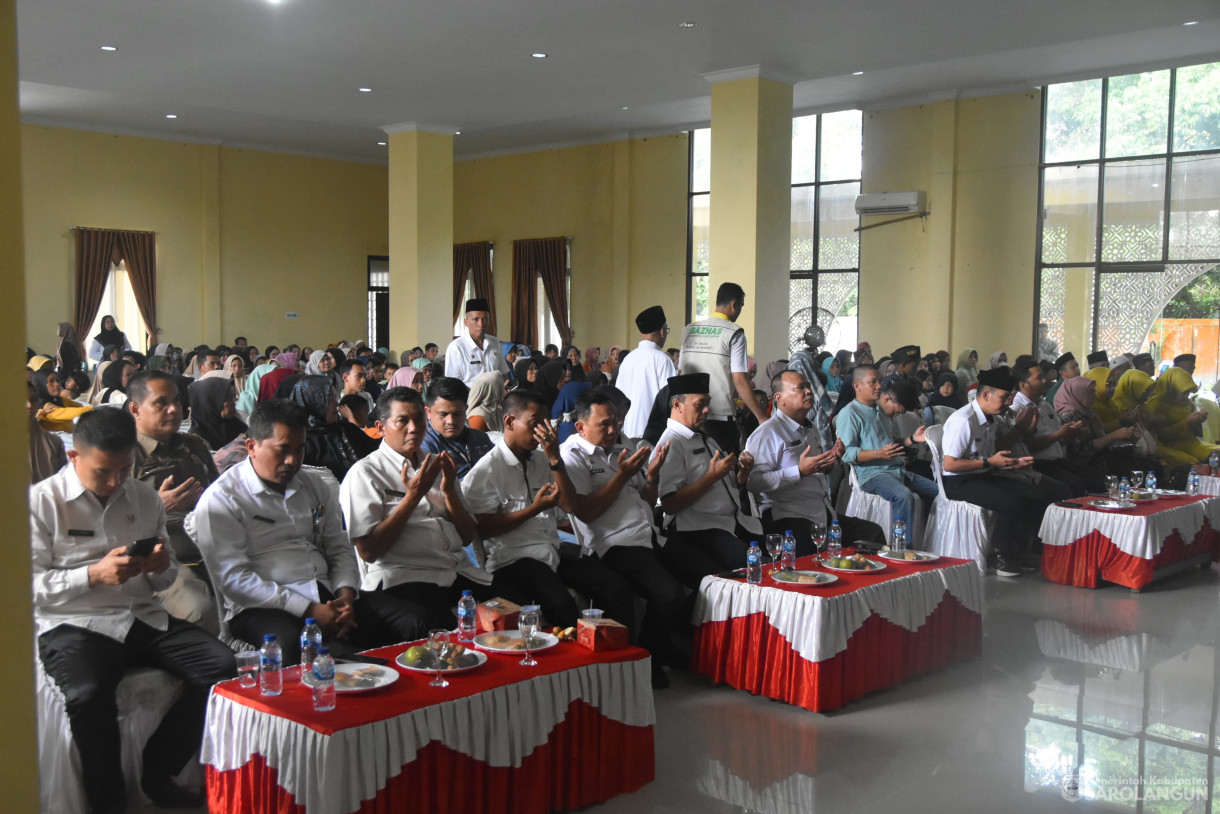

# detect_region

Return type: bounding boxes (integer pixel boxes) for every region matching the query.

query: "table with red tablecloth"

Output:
[201,640,655,814]
[691,553,983,713]
[1038,494,1220,590]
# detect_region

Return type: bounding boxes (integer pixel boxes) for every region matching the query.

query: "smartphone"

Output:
[127,536,159,558]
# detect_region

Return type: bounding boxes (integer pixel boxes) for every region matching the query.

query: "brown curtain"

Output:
[511,240,539,347]
[533,237,571,346]
[453,242,496,336]
[73,227,157,347]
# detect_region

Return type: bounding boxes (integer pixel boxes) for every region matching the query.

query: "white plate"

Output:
[878,550,940,564]
[818,556,886,574]
[1087,498,1135,511]
[1156,489,1188,496]
[771,569,838,586]
[474,630,560,654]
[395,647,488,674]
[331,663,400,692]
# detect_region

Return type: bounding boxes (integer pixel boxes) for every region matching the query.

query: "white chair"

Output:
[923,424,994,574]
[844,464,927,548]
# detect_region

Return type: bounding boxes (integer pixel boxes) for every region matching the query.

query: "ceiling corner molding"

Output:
[702,64,801,86]
[381,121,460,135]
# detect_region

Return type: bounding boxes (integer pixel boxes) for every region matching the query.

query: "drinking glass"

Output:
[765,534,783,571]
[236,650,259,688]
[1130,470,1144,490]
[518,605,541,667]
[428,629,450,688]
[1104,475,1118,500]
[812,523,828,556]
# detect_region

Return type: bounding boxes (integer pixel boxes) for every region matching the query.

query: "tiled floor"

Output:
[149,565,1220,813]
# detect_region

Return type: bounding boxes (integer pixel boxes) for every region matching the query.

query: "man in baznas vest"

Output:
[678,282,768,454]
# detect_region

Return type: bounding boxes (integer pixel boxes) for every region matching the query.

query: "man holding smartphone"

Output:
[30,408,235,813]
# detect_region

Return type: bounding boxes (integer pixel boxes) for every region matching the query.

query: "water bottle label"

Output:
[747,548,761,564]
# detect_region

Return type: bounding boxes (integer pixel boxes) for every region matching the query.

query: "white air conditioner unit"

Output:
[854,191,927,216]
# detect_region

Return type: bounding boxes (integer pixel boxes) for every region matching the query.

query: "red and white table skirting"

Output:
[691,555,983,712]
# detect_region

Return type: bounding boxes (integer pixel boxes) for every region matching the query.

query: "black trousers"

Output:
[942,472,1065,561]
[599,543,690,668]
[763,513,885,557]
[703,418,741,455]
[666,525,753,572]
[1032,458,1105,497]
[381,575,498,633]
[490,556,635,630]
[38,619,236,814]
[229,583,427,664]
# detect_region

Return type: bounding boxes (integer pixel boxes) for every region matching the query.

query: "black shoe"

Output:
[651,663,670,689]
[995,558,1022,578]
[142,774,205,809]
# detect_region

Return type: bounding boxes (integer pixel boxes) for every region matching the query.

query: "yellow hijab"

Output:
[1112,370,1154,413]
[1083,367,1119,428]
[1145,367,1197,422]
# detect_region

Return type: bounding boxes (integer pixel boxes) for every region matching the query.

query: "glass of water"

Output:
[518,605,541,667]
[1130,470,1144,490]
[812,523,828,556]
[1105,475,1118,500]
[236,650,259,688]
[765,534,783,571]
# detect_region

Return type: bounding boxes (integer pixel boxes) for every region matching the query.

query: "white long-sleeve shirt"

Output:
[617,340,675,439]
[30,465,174,640]
[194,459,361,620]
[745,409,833,524]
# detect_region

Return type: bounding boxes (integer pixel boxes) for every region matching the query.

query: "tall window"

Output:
[687,128,711,323]
[789,110,862,355]
[537,241,571,350]
[87,260,146,351]
[1037,62,1220,382]
[367,256,389,350]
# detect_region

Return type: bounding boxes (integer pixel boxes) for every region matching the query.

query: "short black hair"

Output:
[376,386,424,417]
[66,370,91,392]
[1012,354,1038,373]
[1014,358,1040,385]
[1039,360,1055,377]
[544,344,559,354]
[369,352,386,366]
[425,376,469,407]
[233,336,247,344]
[338,393,369,413]
[881,376,920,411]
[126,369,177,406]
[715,282,745,308]
[122,350,146,368]
[74,407,138,454]
[503,389,544,418]
[339,358,366,377]
[573,390,615,424]
[214,344,230,356]
[424,343,438,352]
[247,399,308,441]
[850,363,878,383]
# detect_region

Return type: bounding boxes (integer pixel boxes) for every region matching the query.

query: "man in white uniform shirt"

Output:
[617,305,675,439]
[195,400,422,663]
[31,408,234,813]
[444,297,510,385]
[654,373,763,572]
[940,367,1060,577]
[1009,355,1100,496]
[340,387,493,634]
[463,390,634,630]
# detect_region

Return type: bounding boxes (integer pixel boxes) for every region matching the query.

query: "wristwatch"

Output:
[980,457,991,470]
[549,459,566,472]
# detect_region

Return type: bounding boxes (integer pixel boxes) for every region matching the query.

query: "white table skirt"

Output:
[698,759,818,814]
[692,562,983,665]
[1199,475,1220,497]
[1038,498,1220,560]
[1034,620,1160,672]
[202,657,654,814]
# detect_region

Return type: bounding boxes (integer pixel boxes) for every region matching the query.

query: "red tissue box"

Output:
[576,618,628,652]
[476,598,521,633]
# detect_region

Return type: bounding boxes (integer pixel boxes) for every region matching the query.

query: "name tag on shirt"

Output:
[590,468,605,475]
[692,447,707,455]
[67,529,95,537]
[253,515,276,524]
[385,489,406,498]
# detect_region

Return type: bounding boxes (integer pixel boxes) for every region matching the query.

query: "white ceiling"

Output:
[15,0,1220,163]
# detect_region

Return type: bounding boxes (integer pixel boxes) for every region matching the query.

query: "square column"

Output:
[385,124,455,352]
[708,70,793,366]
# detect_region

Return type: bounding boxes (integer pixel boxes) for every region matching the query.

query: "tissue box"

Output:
[576,618,628,652]
[476,598,521,633]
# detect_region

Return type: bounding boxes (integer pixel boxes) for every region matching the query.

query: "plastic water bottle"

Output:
[1144,471,1157,492]
[1119,477,1131,504]
[299,617,321,686]
[311,646,336,712]
[893,516,908,553]
[457,590,478,642]
[746,543,763,584]
[259,634,282,697]
[780,530,797,572]
[1209,451,1219,473]
[1188,468,1200,496]
[828,521,843,558]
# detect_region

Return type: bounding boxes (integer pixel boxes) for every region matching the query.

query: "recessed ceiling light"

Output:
[377,141,386,146]
[358,87,372,93]
[852,71,864,76]
[100,45,117,52]
[165,114,177,119]
[455,131,461,135]
[531,52,547,59]
[1152,183,1161,188]
[1183,20,1199,25]
[621,106,629,110]
[678,22,696,29]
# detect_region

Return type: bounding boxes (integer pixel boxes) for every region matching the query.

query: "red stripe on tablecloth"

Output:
[206,697,654,814]
[1040,519,1219,589]
[213,641,649,735]
[691,592,981,713]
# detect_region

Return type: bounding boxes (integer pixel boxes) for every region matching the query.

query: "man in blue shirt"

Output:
[835,365,938,529]
[421,377,494,478]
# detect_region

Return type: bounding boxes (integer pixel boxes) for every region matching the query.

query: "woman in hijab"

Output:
[258,360,294,402]
[923,372,964,425]
[188,376,246,451]
[552,378,593,443]
[1144,367,1217,465]
[583,346,602,375]
[1054,375,1152,475]
[1082,367,1121,432]
[956,348,980,394]
[411,356,431,371]
[290,375,376,480]
[1112,370,1155,415]
[88,315,130,362]
[387,365,425,393]
[602,345,622,380]
[235,363,275,417]
[821,356,843,395]
[535,358,570,412]
[988,350,1008,370]
[55,322,85,375]
[26,381,67,483]
[86,361,111,405]
[467,371,507,433]
[225,354,248,390]
[98,360,134,406]
[512,357,538,392]
[304,349,332,376]
[562,345,582,370]
[31,369,93,432]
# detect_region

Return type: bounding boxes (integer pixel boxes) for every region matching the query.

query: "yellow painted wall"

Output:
[20,126,387,352]
[859,91,1041,361]
[0,0,40,807]
[453,134,689,349]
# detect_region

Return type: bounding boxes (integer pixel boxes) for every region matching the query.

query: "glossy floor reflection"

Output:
[589,564,1220,814]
